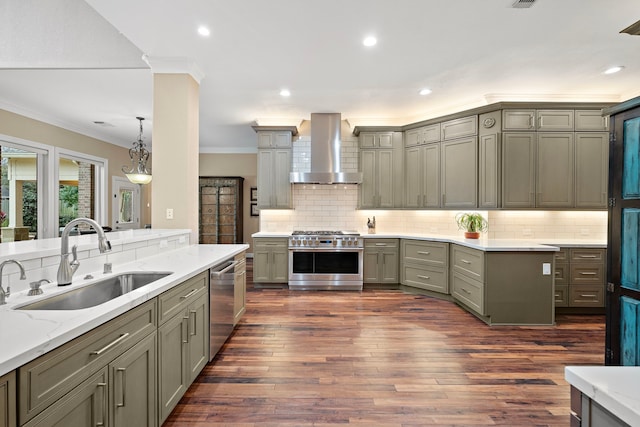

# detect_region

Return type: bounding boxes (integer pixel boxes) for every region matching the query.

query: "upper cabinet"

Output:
[441,116,478,140]
[360,132,403,208]
[503,109,574,131]
[575,110,609,131]
[405,124,440,147]
[359,131,394,148]
[441,136,478,208]
[255,128,294,209]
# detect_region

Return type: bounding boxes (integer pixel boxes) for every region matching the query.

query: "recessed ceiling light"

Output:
[419,88,432,96]
[280,89,291,97]
[363,36,377,47]
[604,66,624,74]
[197,26,210,37]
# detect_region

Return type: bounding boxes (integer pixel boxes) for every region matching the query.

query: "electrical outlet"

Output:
[542,263,551,275]
[166,208,174,220]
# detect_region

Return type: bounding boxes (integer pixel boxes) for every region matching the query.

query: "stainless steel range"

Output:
[288,230,363,290]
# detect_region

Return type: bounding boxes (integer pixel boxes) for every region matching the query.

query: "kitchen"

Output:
[1,0,640,426]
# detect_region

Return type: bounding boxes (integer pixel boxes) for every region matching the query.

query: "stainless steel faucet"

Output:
[57,218,111,286]
[0,260,26,305]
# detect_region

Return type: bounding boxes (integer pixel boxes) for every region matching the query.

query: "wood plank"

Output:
[163,259,605,426]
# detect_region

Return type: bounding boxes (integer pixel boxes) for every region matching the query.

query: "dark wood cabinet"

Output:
[199,177,244,244]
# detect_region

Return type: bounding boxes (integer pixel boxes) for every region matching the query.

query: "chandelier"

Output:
[122,117,152,185]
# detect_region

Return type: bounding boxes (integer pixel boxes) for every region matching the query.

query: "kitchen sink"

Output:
[15,271,173,310]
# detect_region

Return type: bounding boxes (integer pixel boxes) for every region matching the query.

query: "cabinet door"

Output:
[273,149,292,208]
[158,312,188,423]
[424,123,441,143]
[502,133,536,208]
[424,144,441,208]
[441,116,478,140]
[359,133,377,148]
[377,149,395,208]
[575,110,609,131]
[575,132,608,208]
[537,109,574,131]
[405,129,420,147]
[479,133,501,208]
[363,250,380,283]
[502,110,535,130]
[537,132,574,208]
[186,292,209,383]
[360,149,377,208]
[23,368,108,427]
[378,132,394,148]
[441,137,477,208]
[405,146,422,207]
[381,250,399,283]
[257,150,274,208]
[234,260,247,325]
[110,333,157,427]
[0,372,15,427]
[272,248,289,282]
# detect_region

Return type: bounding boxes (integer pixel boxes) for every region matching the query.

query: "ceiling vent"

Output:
[621,19,640,35]
[512,0,536,8]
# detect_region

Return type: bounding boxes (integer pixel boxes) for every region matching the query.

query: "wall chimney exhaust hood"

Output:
[290,113,362,184]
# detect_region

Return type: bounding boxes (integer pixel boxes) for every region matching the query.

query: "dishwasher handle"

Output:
[210,260,238,277]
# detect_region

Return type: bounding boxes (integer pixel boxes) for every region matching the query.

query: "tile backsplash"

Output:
[259,186,607,240]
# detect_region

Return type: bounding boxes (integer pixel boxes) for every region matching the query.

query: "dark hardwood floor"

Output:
[164,260,605,426]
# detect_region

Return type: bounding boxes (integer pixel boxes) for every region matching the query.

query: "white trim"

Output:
[142,55,206,84]
[112,176,141,230]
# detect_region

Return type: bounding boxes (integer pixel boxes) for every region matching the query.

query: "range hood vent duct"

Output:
[290,113,362,184]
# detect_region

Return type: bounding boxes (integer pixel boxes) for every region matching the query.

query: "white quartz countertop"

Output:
[252,231,606,251]
[565,366,640,426]
[0,243,248,377]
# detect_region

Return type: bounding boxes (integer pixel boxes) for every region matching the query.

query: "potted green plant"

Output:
[455,212,488,239]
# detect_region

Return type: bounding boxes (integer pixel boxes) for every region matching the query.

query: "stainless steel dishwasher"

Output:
[209,258,237,361]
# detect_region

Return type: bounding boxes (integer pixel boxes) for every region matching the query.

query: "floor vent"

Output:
[512,0,536,8]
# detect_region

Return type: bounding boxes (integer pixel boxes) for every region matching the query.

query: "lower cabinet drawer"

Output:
[403,264,448,294]
[570,264,605,285]
[569,285,605,307]
[555,263,569,286]
[402,240,448,267]
[555,285,569,307]
[158,271,208,325]
[451,245,484,281]
[19,299,157,423]
[451,271,484,315]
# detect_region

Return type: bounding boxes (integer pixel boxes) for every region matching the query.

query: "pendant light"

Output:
[122,116,152,184]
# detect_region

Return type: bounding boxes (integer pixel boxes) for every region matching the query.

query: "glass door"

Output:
[607,104,640,365]
[112,176,140,230]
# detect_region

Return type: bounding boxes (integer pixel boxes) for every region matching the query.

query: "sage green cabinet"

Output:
[575,110,609,131]
[158,281,209,424]
[401,240,449,294]
[253,238,288,283]
[575,132,609,208]
[23,367,109,427]
[441,116,478,140]
[405,124,440,147]
[503,109,574,131]
[359,131,393,148]
[441,136,477,208]
[360,132,403,208]
[257,148,292,209]
[19,300,157,424]
[257,131,293,148]
[537,132,574,208]
[0,371,15,427]
[502,132,537,208]
[478,133,502,208]
[405,143,440,208]
[233,252,247,325]
[363,239,399,283]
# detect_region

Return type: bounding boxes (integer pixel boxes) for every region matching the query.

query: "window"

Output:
[0,134,108,243]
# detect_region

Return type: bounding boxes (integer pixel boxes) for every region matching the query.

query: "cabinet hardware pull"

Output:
[580,272,598,275]
[417,251,431,255]
[580,294,597,298]
[116,367,126,408]
[90,333,130,356]
[96,382,106,427]
[460,259,471,264]
[461,288,472,295]
[375,243,387,246]
[578,255,598,258]
[417,275,430,280]
[190,309,197,336]
[182,317,189,343]
[181,289,198,300]
[555,271,560,275]
[417,195,421,206]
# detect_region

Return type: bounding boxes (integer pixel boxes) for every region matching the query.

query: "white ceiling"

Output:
[0,0,638,153]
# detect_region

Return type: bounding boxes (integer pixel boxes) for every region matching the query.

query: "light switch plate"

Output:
[542,263,551,275]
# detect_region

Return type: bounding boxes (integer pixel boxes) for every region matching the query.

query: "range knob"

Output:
[348,239,353,246]
[315,239,319,246]
[333,239,338,246]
